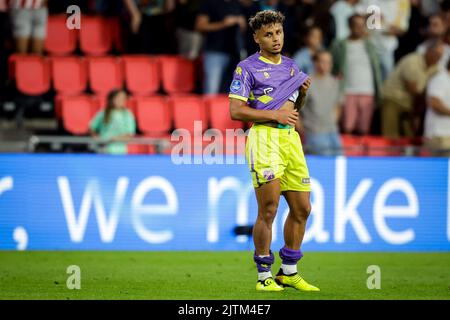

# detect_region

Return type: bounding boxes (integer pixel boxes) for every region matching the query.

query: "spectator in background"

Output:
[174,0,202,60]
[9,0,48,54]
[330,0,360,40]
[123,0,176,54]
[424,59,450,156]
[295,0,335,48]
[331,14,382,135]
[90,89,136,155]
[195,0,245,94]
[358,0,411,81]
[417,14,450,68]
[381,41,444,139]
[293,26,323,75]
[301,50,343,156]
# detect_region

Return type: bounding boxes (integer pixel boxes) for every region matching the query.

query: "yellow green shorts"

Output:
[245,123,311,192]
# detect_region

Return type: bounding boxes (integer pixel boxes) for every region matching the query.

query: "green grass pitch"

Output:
[0,251,449,300]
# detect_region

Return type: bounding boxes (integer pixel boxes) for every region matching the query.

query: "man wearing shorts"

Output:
[229,10,320,292]
[10,0,48,54]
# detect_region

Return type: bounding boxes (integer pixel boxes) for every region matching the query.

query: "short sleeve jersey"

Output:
[229,52,308,111]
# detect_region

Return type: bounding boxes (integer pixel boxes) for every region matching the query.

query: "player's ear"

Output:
[253,32,260,45]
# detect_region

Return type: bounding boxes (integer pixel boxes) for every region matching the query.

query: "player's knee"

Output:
[292,204,311,222]
[258,201,279,224]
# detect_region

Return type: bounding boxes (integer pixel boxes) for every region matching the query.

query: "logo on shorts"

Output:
[302,178,310,184]
[263,169,275,181]
[230,80,242,93]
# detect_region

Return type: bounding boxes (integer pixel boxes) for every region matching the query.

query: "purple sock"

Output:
[279,246,303,265]
[253,251,274,272]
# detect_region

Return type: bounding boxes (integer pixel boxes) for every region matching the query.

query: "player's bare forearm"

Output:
[229,99,277,122]
[229,98,298,126]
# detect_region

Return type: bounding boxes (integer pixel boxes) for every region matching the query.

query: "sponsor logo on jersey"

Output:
[263,87,274,95]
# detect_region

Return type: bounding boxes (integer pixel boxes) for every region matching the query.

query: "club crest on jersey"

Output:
[263,72,270,79]
[263,169,275,181]
[230,80,242,93]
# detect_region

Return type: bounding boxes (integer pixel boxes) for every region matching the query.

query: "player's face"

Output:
[254,23,284,55]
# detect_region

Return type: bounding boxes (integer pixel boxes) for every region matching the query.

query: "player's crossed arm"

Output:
[229,98,299,127]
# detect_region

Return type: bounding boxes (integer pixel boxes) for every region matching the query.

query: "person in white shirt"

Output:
[330,0,360,40]
[357,0,411,80]
[424,59,450,156]
[331,14,382,135]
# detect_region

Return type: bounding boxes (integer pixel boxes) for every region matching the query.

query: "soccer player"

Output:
[229,10,320,292]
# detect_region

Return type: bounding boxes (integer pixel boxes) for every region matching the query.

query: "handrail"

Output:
[28,135,171,153]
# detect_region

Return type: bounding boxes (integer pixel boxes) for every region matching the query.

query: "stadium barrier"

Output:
[0,154,449,251]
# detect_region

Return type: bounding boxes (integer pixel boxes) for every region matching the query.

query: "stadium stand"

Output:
[45,15,78,56]
[135,95,172,136]
[204,94,245,132]
[87,56,123,95]
[50,56,87,95]
[79,16,112,56]
[159,56,195,94]
[61,95,96,135]
[10,54,51,96]
[170,94,208,134]
[122,55,160,96]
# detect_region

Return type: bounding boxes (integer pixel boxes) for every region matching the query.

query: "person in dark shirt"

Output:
[195,0,245,94]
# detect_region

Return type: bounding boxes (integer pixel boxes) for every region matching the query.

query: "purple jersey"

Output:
[229,52,308,110]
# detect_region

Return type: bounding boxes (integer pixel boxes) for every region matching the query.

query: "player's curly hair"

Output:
[249,10,285,33]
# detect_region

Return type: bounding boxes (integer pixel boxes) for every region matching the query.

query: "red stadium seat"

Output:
[13,55,50,96]
[341,134,364,156]
[122,55,160,95]
[362,136,398,156]
[79,16,112,56]
[204,94,244,132]
[159,56,195,94]
[169,95,207,134]
[45,15,78,55]
[88,57,123,95]
[50,56,87,95]
[61,95,97,135]
[135,96,171,135]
